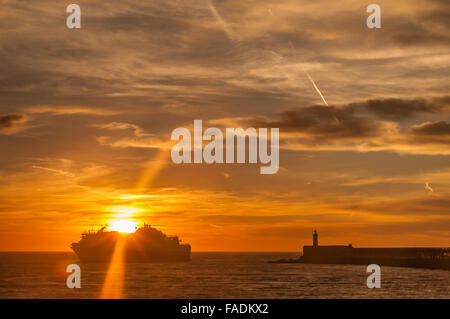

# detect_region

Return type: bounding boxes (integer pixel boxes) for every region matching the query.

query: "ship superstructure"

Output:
[71,224,191,262]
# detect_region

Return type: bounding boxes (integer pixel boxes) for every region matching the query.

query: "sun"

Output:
[108,220,138,233]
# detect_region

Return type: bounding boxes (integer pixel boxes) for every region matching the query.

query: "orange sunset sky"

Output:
[0,0,449,251]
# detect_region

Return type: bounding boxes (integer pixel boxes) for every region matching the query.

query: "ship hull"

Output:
[71,235,191,263]
[71,243,191,263]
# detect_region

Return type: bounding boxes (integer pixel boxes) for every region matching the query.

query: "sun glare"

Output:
[108,220,138,233]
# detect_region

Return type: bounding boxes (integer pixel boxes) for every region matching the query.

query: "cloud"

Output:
[0,114,28,134]
[0,114,23,129]
[360,97,446,120]
[96,122,146,134]
[409,121,450,136]
[95,122,170,149]
[1,0,450,250]
[245,96,450,154]
[252,96,450,140]
[26,106,120,116]
[253,104,380,139]
[388,2,450,47]
[404,121,450,146]
[32,165,74,177]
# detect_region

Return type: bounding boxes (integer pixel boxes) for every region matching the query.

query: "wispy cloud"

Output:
[425,182,434,194]
[32,165,75,177]
[95,122,171,149]
[26,106,120,116]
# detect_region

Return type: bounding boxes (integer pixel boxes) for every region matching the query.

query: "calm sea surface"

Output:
[0,252,448,298]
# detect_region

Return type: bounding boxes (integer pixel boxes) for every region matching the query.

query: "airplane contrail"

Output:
[304,70,328,106]
[288,41,329,106]
[208,1,239,43]
[208,7,330,109]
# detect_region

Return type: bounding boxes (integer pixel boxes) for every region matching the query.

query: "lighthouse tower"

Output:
[313,229,318,248]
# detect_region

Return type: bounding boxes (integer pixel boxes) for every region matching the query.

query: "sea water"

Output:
[0,252,448,298]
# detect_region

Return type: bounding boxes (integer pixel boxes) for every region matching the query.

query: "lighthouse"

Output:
[313,230,318,248]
